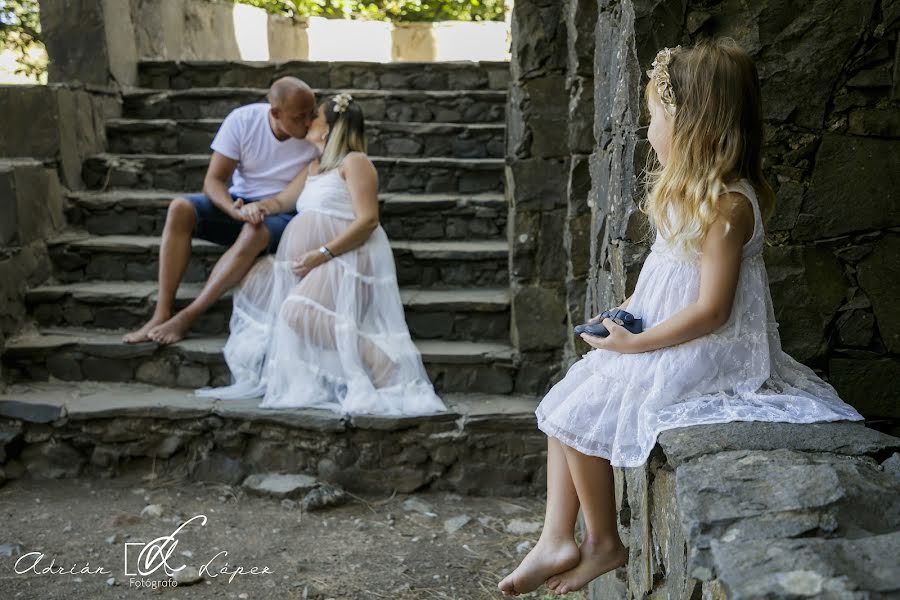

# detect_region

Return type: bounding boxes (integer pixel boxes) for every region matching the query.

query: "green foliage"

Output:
[0,0,45,80]
[238,0,506,22]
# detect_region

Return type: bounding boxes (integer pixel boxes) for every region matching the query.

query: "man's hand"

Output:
[580,318,642,354]
[292,249,328,278]
[235,199,268,225]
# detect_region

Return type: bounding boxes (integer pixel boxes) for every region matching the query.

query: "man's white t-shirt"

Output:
[210,103,319,199]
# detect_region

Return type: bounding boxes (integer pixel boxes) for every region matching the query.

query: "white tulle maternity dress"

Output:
[535,179,865,468]
[196,167,447,417]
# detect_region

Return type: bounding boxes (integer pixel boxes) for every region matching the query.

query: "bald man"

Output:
[124,77,319,345]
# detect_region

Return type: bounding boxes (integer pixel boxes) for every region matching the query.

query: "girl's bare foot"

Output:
[498,535,580,596]
[123,314,170,344]
[147,312,193,345]
[545,535,627,594]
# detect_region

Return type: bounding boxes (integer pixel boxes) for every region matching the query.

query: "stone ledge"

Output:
[0,382,544,496]
[0,380,534,428]
[657,420,900,466]
[593,421,900,600]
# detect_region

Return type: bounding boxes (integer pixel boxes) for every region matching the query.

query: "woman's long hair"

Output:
[319,96,367,172]
[640,39,775,254]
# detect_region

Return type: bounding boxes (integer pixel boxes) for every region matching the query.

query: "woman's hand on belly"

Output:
[293,249,329,277]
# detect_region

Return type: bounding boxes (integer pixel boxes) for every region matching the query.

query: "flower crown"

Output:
[332,93,353,114]
[646,46,681,117]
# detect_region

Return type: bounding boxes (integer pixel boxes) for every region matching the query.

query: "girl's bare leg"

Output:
[545,445,627,594]
[497,436,581,596]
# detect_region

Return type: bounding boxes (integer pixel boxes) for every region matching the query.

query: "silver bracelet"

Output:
[319,245,335,259]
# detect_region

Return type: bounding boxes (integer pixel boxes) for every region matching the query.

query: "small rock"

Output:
[444,515,471,535]
[516,540,533,555]
[140,504,164,519]
[402,497,436,517]
[243,473,320,499]
[302,484,348,512]
[110,513,142,526]
[106,577,116,586]
[173,566,203,585]
[505,519,541,535]
[105,534,120,544]
[881,452,900,480]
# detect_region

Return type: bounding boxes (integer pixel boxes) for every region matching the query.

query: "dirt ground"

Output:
[0,469,588,600]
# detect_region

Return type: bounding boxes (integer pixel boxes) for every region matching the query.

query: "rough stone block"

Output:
[795,134,900,240]
[511,285,569,351]
[764,244,847,363]
[856,234,900,353]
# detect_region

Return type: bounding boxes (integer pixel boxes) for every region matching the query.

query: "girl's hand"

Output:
[292,249,328,277]
[580,318,642,354]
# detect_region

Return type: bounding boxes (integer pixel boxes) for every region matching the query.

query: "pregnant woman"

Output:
[197,93,447,417]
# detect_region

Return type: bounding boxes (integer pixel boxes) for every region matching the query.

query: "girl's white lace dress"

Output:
[197,167,447,417]
[535,179,865,468]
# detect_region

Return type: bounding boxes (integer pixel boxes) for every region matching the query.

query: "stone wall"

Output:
[129,0,309,62]
[505,0,900,597]
[0,84,118,384]
[39,0,139,87]
[507,0,900,425]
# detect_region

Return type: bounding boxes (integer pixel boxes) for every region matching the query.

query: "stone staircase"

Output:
[0,61,546,495]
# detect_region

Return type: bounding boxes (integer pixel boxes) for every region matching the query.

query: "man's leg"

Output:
[123,197,198,343]
[148,222,271,345]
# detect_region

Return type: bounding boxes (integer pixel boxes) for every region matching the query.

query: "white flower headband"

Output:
[333,93,353,114]
[646,46,681,117]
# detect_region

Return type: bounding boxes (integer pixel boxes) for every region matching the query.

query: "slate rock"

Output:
[242,473,319,500]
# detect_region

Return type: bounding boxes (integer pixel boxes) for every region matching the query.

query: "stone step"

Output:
[82,153,505,194]
[0,380,542,496]
[2,329,519,395]
[106,118,505,159]
[122,87,506,123]
[138,60,510,92]
[47,233,510,288]
[66,189,506,240]
[25,281,511,341]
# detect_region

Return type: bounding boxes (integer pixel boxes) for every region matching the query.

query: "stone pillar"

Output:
[562,0,598,366]
[506,0,571,393]
[39,0,139,87]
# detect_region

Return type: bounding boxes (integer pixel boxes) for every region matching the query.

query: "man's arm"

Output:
[203,152,245,221]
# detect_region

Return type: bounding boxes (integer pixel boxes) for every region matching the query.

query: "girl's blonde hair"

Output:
[640,39,775,254]
[319,95,367,172]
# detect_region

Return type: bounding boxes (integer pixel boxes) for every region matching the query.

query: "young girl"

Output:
[498,40,865,596]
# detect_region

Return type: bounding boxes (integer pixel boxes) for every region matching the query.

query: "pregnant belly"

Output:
[283,210,353,255]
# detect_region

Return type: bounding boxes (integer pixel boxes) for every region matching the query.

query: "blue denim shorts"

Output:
[185,192,296,254]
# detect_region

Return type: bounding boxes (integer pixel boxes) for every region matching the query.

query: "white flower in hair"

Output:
[333,93,353,114]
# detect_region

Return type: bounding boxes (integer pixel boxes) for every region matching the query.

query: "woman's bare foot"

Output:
[147,312,193,345]
[498,535,580,596]
[123,314,170,344]
[545,535,627,595]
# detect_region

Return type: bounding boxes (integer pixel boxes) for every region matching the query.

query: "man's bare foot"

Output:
[123,314,170,344]
[147,312,193,345]
[545,535,627,595]
[497,535,580,596]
